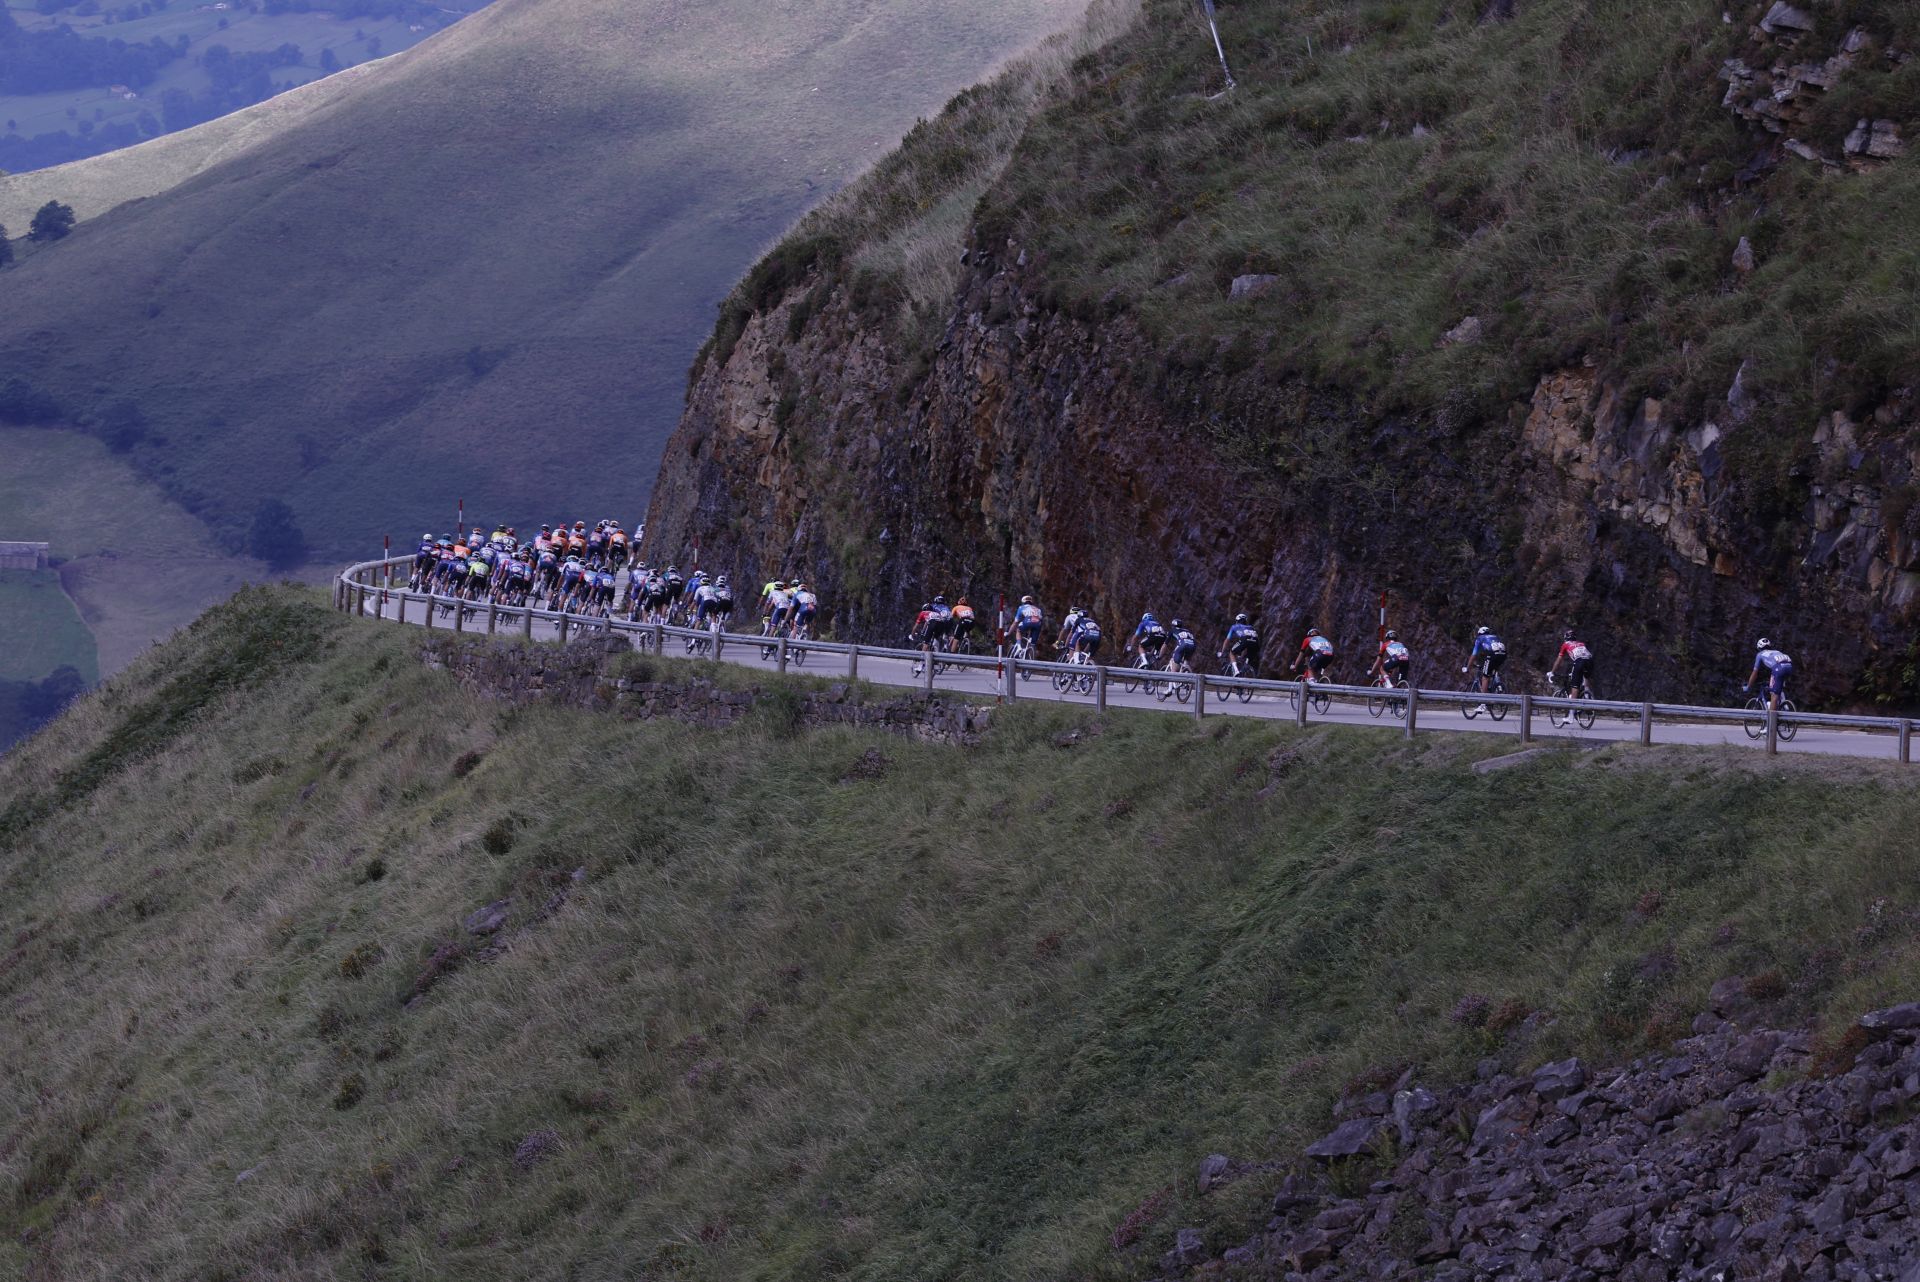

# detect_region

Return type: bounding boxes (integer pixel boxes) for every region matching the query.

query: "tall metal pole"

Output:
[1200,0,1235,90]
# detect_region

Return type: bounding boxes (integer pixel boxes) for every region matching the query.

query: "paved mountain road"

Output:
[341,574,1914,764]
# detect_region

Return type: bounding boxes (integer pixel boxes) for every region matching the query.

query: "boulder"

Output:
[1733,236,1756,274]
[1860,1003,1920,1037]
[1228,273,1280,301]
[1197,1153,1231,1194]
[1160,1227,1208,1273]
[1709,975,1752,1019]
[1306,1117,1390,1160]
[1531,1058,1589,1101]
[1440,315,1485,347]
[1758,3,1815,35]
[463,900,511,936]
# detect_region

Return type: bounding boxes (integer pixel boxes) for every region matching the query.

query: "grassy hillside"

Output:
[5,587,1920,1279]
[0,568,96,683]
[0,426,262,675]
[0,0,1090,562]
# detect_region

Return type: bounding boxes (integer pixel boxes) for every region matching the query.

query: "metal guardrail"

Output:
[335,556,1917,764]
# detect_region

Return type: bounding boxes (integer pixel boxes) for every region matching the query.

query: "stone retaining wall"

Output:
[420,635,993,745]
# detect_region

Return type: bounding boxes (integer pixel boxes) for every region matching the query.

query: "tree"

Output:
[0,225,12,269]
[247,498,308,570]
[98,399,146,452]
[318,46,338,72]
[29,201,75,242]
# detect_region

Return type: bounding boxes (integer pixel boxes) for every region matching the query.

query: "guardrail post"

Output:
[396,593,407,625]
[1095,666,1108,713]
[922,653,934,693]
[1902,719,1913,765]
[1004,658,1017,702]
[1519,692,1531,743]
[1192,673,1205,720]
[848,644,860,680]
[423,593,435,630]
[654,621,665,654]
[713,630,724,662]
[1765,701,1780,756]
[1404,687,1418,739]
[373,588,385,621]
[555,614,567,644]
[355,584,368,616]
[777,636,789,674]
[486,602,498,635]
[523,608,535,640]
[1639,702,1653,747]
[1295,681,1308,727]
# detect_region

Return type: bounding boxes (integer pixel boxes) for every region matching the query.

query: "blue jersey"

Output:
[1014,603,1043,629]
[1227,623,1259,648]
[1757,648,1793,673]
[1471,633,1506,658]
[1171,629,1197,652]
[1075,619,1102,642]
[1134,618,1168,642]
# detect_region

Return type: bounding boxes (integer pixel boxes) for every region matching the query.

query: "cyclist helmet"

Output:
[421,532,432,541]
[773,580,786,589]
[1756,637,1772,650]
[716,575,729,586]
[1385,630,1398,640]
[1235,612,1250,624]
[1476,625,1490,636]
[934,595,947,605]
[1171,618,1184,629]
[1021,595,1034,604]
[1141,611,1156,623]
[1307,627,1321,637]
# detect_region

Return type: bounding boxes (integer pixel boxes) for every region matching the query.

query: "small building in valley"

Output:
[0,542,51,571]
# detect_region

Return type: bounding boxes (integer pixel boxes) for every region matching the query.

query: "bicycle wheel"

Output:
[1367,686,1388,718]
[1574,699,1596,730]
[1392,679,1410,719]
[1461,684,1482,720]
[1742,698,1766,739]
[1778,698,1798,742]
[1051,671,1068,693]
[1074,672,1095,696]
[1309,690,1329,714]
[1487,680,1508,721]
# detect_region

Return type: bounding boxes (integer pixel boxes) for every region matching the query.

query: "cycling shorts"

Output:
[1477,653,1506,675]
[1383,657,1409,679]
[1567,656,1593,689]
[1306,653,1332,674]
[1765,661,1792,695]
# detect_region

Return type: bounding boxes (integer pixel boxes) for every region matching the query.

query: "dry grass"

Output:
[5,587,1920,1279]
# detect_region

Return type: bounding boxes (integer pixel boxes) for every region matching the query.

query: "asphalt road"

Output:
[345,581,1914,765]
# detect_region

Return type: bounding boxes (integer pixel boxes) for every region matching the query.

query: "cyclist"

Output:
[924,596,956,653]
[1220,613,1261,674]
[1551,628,1595,698]
[1745,638,1793,711]
[1169,619,1198,671]
[1462,626,1507,701]
[411,534,437,588]
[951,597,978,651]
[1371,630,1411,687]
[1012,596,1045,652]
[1128,611,1171,666]
[790,583,819,638]
[608,523,630,570]
[465,549,493,601]
[762,580,794,635]
[1291,627,1335,683]
[557,555,588,610]
[1071,611,1103,662]
[1055,604,1088,654]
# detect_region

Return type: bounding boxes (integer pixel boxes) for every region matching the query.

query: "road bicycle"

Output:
[686,617,726,657]
[911,634,954,680]
[1742,694,1799,742]
[1051,647,1097,696]
[1214,651,1257,703]
[1288,674,1331,715]
[1120,649,1166,696]
[1008,633,1038,680]
[1158,654,1195,704]
[1546,677,1596,730]
[1366,672,1410,719]
[1461,667,1509,722]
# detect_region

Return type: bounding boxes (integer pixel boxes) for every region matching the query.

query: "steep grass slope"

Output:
[0,0,1088,560]
[3,588,1920,1279]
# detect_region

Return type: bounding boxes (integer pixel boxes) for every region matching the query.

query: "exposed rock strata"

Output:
[644,248,1920,703]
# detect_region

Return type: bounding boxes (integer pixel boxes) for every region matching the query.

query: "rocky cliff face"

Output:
[644,236,1920,706]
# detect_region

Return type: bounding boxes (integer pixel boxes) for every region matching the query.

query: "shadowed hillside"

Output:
[4,587,1920,1278]
[0,0,1089,560]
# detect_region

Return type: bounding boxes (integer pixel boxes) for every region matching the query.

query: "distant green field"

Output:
[0,4,474,144]
[0,569,97,683]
